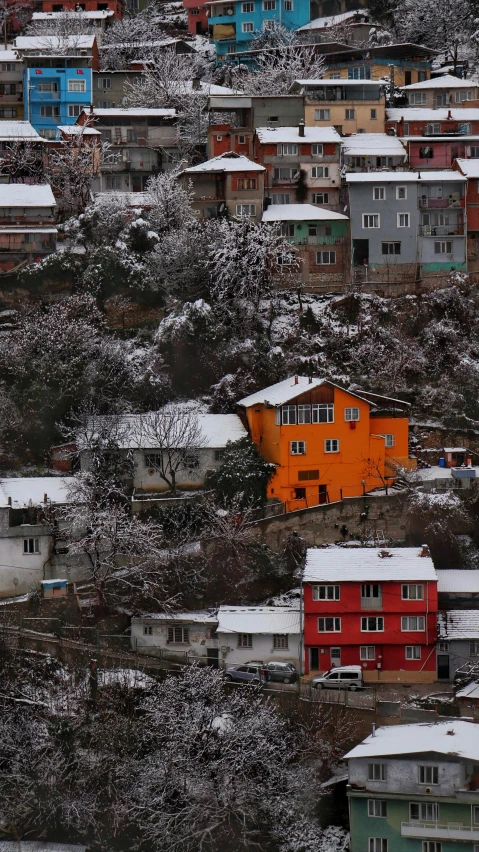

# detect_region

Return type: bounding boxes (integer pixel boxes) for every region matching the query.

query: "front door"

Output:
[318,484,328,505]
[207,648,219,669]
[310,648,319,671]
[331,647,341,668]
[437,654,450,680]
[353,239,369,266]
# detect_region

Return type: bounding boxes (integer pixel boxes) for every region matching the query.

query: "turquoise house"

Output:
[205,0,312,62]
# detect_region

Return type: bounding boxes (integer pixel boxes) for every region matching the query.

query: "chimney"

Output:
[192,76,201,91]
[298,119,305,137]
[7,496,11,506]
[420,544,430,557]
[371,723,376,737]
[43,493,47,503]
[447,109,452,120]
[308,376,312,384]
[294,375,299,384]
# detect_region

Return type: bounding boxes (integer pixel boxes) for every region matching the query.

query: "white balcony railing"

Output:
[401,822,479,841]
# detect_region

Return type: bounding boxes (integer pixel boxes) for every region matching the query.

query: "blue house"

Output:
[15,35,96,138]
[205,0,311,61]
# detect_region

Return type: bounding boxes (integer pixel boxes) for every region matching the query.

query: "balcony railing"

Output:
[418,197,464,209]
[360,597,382,609]
[401,822,479,842]
[419,225,464,236]
[297,235,346,246]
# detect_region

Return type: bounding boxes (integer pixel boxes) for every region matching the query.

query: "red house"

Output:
[454,158,479,272]
[39,0,124,18]
[385,108,479,138]
[183,0,208,35]
[303,546,438,682]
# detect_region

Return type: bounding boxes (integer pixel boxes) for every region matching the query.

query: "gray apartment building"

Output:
[346,171,467,289]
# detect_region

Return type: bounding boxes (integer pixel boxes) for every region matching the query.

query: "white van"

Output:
[311,665,364,691]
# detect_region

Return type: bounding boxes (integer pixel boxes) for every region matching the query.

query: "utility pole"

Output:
[388,63,395,107]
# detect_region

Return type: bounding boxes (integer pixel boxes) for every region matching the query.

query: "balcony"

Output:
[419,225,464,236]
[401,822,479,842]
[418,197,464,209]
[361,596,382,610]
[297,236,346,246]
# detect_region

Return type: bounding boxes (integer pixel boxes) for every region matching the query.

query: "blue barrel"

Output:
[439,458,445,468]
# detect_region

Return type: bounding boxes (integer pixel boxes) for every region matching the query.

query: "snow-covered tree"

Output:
[0,140,45,182]
[46,128,101,217]
[229,28,326,96]
[146,170,196,232]
[25,8,94,38]
[208,436,275,508]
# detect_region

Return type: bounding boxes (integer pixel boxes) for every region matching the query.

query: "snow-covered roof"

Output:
[415,465,479,481]
[217,606,301,635]
[0,228,57,234]
[455,158,479,178]
[298,10,369,30]
[0,477,74,508]
[58,124,100,136]
[0,121,43,141]
[33,9,113,18]
[344,720,479,762]
[406,135,479,142]
[262,204,348,222]
[0,183,56,207]
[0,49,19,61]
[84,410,247,450]
[456,681,479,700]
[294,78,381,87]
[419,171,466,182]
[436,569,479,593]
[132,610,218,624]
[438,610,479,640]
[256,125,341,144]
[386,108,479,121]
[15,34,96,50]
[304,546,437,583]
[402,74,479,91]
[89,107,176,118]
[238,376,370,407]
[346,172,419,183]
[182,152,265,174]
[0,845,86,852]
[342,133,407,158]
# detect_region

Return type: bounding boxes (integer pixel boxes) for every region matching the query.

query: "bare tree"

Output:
[45,125,105,217]
[0,140,45,182]
[25,8,95,38]
[134,404,206,496]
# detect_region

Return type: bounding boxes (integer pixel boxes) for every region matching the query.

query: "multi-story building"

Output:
[207,94,305,160]
[405,136,479,171]
[179,151,266,220]
[0,49,24,121]
[205,0,311,62]
[437,610,479,681]
[238,375,412,512]
[183,0,209,35]
[0,183,57,272]
[319,42,434,88]
[35,0,124,18]
[262,203,350,291]
[31,10,116,39]
[386,108,479,138]
[297,9,374,46]
[303,545,437,678]
[254,124,341,210]
[345,720,479,852]
[291,78,386,135]
[402,74,479,110]
[15,35,98,138]
[78,106,178,191]
[342,133,408,172]
[346,171,467,288]
[0,120,45,180]
[454,158,479,272]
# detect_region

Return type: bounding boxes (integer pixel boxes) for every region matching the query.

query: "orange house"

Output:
[238,376,412,512]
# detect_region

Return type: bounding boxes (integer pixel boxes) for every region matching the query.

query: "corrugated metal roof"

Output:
[256,126,340,143]
[0,845,86,852]
[456,681,479,700]
[132,610,218,624]
[0,476,73,508]
[238,376,371,408]
[304,546,437,582]
[342,133,407,158]
[0,184,56,207]
[344,720,479,762]
[0,121,43,140]
[217,606,301,635]
[183,153,265,174]
[438,610,479,640]
[262,204,348,222]
[436,570,479,593]
[402,74,478,90]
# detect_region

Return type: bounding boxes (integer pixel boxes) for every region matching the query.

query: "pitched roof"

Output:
[238,376,370,407]
[255,125,341,144]
[298,10,369,30]
[0,845,86,852]
[344,720,479,762]
[33,9,113,17]
[58,124,101,135]
[438,610,479,640]
[89,107,176,117]
[455,158,479,178]
[456,681,479,700]
[386,107,479,121]
[0,49,20,61]
[15,34,96,50]
[0,183,56,207]
[346,171,466,183]
[342,133,407,158]
[304,546,437,583]
[132,610,218,624]
[402,74,478,90]
[217,605,301,635]
[436,570,479,593]
[0,121,43,141]
[0,477,73,508]
[262,204,348,222]
[182,153,265,174]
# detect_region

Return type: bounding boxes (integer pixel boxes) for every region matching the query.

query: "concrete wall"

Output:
[349,180,419,267]
[0,524,52,596]
[349,755,464,797]
[217,631,300,668]
[131,618,217,659]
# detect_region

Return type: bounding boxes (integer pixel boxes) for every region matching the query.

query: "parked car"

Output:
[311,665,364,691]
[263,662,298,684]
[224,664,265,685]
[454,662,479,688]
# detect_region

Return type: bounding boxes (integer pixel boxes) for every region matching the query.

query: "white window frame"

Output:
[290,440,306,455]
[271,193,290,205]
[318,617,341,633]
[410,802,439,821]
[97,77,111,89]
[455,90,472,102]
[236,204,256,217]
[143,625,153,636]
[311,143,323,156]
[68,79,86,92]
[237,633,253,648]
[345,407,360,421]
[402,616,425,632]
[312,403,334,423]
[422,844,441,852]
[345,108,356,120]
[434,240,452,254]
[324,438,340,453]
[384,434,395,448]
[284,0,293,8]
[402,584,424,600]
[470,641,479,656]
[361,617,384,632]
[418,765,439,785]
[317,250,336,265]
[314,108,331,121]
[313,584,340,601]
[312,192,329,204]
[368,800,387,817]
[369,838,387,852]
[363,214,380,229]
[167,626,190,644]
[23,538,40,554]
[360,645,376,660]
[409,92,426,105]
[396,186,407,200]
[278,143,298,155]
[438,641,449,652]
[282,404,296,425]
[68,104,86,118]
[311,166,329,178]
[368,763,386,781]
[273,633,289,649]
[263,0,276,8]
[373,187,385,201]
[406,646,421,660]
[397,212,410,228]
[242,1,254,10]
[242,21,254,31]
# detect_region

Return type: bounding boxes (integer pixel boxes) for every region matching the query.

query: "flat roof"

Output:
[387,107,479,121]
[0,120,43,141]
[0,183,56,206]
[304,546,437,583]
[182,152,265,173]
[0,476,73,508]
[402,74,478,90]
[344,720,479,762]
[262,203,348,222]
[256,125,340,144]
[88,107,176,117]
[346,171,466,183]
[33,9,113,17]
[436,569,479,593]
[342,132,407,157]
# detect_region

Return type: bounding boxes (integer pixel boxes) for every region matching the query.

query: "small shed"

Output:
[456,680,479,719]
[41,579,68,598]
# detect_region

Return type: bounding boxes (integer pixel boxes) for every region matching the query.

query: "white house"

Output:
[216,605,302,668]
[131,611,219,663]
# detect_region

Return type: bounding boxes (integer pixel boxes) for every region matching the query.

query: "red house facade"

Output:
[385,108,479,138]
[303,546,438,682]
[183,0,208,35]
[453,158,479,272]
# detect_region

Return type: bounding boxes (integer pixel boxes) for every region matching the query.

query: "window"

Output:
[284,0,293,8]
[402,584,424,600]
[97,77,111,89]
[68,104,85,117]
[23,538,40,554]
[313,585,340,601]
[419,765,439,785]
[236,204,256,217]
[290,440,306,455]
[362,584,381,600]
[311,166,329,178]
[470,642,479,656]
[371,109,377,120]
[348,66,371,80]
[373,187,386,201]
[314,109,331,121]
[361,617,384,632]
[324,439,339,453]
[423,844,441,852]
[0,108,16,118]
[298,470,319,481]
[40,106,60,118]
[368,763,386,781]
[360,646,375,660]
[273,166,300,180]
[294,487,306,499]
[214,449,225,462]
[402,616,425,631]
[312,192,329,204]
[420,146,433,159]
[1,63,16,71]
[39,128,55,139]
[99,101,111,109]
[345,109,356,120]
[145,453,162,468]
[272,193,290,204]
[403,123,409,135]
[396,186,407,199]
[474,806,479,823]
[298,404,311,424]
[363,214,380,228]
[470,146,479,158]
[310,403,333,423]
[427,123,441,135]
[409,92,426,105]
[384,434,395,448]
[68,79,86,92]
[455,90,472,102]
[278,143,298,155]
[106,175,122,189]
[242,21,254,31]
[438,641,449,652]
[368,834,387,850]
[398,213,410,227]
[281,223,295,237]
[263,0,276,8]
[267,116,279,122]
[237,178,257,190]
[406,646,421,660]
[282,404,296,425]
[318,617,341,632]
[410,802,439,821]
[273,634,289,649]
[37,81,58,93]
[237,633,253,648]
[238,135,246,144]
[143,626,153,635]
[242,1,254,9]
[312,143,323,156]
[317,251,336,265]
[345,407,360,422]
[382,242,401,255]
[167,626,190,644]
[183,453,200,469]
[368,800,387,817]
[227,45,236,53]
[434,241,452,254]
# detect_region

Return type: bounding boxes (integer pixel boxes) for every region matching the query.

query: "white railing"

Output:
[401,822,479,841]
